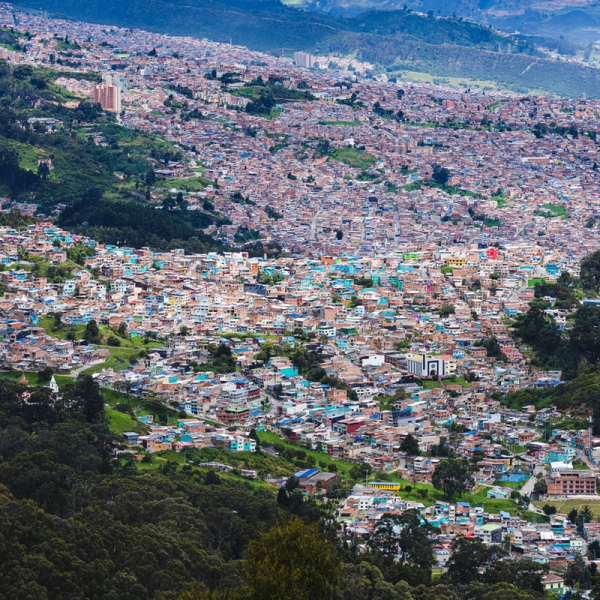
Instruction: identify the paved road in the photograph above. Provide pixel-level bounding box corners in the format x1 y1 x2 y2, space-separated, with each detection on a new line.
393 204 400 250
507 278 529 303
310 206 322 243
69 359 106 377
521 466 543 498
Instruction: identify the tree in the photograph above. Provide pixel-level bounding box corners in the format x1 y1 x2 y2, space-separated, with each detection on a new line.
485 558 548 592
580 250 600 293
431 458 474 501
565 555 593 590
177 584 237 599
588 540 600 561
336 229 343 240
145 168 156 186
439 304 455 316
368 510 434 569
350 463 372 482
446 537 502 584
568 508 579 524
205 470 220 485
83 319 100 344
400 434 420 456
249 428 261 451
542 504 557 516
107 335 121 347
37 161 50 179
337 562 414 600
62 374 105 423
574 504 595 533
570 306 600 363
244 517 341 600
432 163 450 186
285 475 300 492
471 449 486 464
38 366 54 383
533 478 547 495
277 487 289 507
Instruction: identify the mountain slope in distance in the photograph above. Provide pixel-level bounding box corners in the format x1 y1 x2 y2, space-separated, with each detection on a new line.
16 0 600 96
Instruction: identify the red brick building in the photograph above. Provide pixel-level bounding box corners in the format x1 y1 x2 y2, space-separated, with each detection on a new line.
545 470 597 496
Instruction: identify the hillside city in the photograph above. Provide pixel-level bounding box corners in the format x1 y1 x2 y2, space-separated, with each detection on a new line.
4 1 600 597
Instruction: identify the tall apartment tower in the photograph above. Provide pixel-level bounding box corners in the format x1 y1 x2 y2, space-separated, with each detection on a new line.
102 72 127 91
294 51 315 68
93 84 122 113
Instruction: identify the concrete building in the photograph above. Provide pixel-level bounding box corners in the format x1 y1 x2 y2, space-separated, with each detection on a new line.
93 83 122 113
545 470 597 496
406 353 446 378
294 51 315 68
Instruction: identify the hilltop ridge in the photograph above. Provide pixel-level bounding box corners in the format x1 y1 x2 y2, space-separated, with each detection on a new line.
13 0 600 97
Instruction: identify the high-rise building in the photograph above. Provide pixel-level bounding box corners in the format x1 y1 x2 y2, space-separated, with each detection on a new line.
102 72 127 91
93 84 122 113
294 51 315 69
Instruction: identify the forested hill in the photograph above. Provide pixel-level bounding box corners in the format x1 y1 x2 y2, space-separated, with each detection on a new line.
0 61 229 253
0 372 569 599
17 0 600 97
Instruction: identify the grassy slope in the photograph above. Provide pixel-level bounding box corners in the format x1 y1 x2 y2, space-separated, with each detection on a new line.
533 499 600 516
0 367 545 514
330 147 377 169
105 405 142 433
258 430 356 475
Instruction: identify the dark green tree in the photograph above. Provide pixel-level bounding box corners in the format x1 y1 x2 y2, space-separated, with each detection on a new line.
83 319 100 344
446 537 503 584
431 459 474 501
400 434 420 456
432 163 450 186
244 517 341 600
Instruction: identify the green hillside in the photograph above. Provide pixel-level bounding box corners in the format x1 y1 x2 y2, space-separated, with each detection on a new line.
0 61 229 252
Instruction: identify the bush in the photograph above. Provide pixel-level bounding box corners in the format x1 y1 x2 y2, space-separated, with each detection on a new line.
106 335 121 347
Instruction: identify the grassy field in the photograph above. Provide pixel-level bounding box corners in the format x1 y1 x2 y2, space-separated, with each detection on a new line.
1 139 45 173
318 120 361 126
162 177 213 191
80 346 142 375
391 69 505 92
129 449 275 489
535 203 569 219
330 146 376 170
0 370 71 387
232 84 313 103
105 406 143 434
102 387 181 427
39 315 161 375
258 430 356 476
533 500 600 516
218 332 279 340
